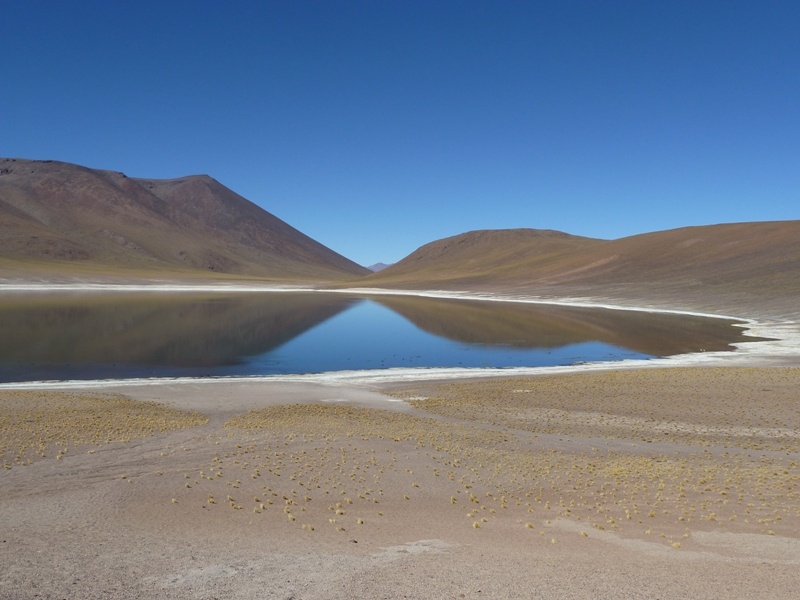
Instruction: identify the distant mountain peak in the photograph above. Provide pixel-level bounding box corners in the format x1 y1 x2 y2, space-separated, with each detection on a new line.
367 262 392 272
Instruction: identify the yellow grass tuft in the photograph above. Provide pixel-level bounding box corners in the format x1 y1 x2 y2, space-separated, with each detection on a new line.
1 390 208 466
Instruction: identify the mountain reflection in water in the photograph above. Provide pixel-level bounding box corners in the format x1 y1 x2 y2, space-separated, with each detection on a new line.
373 296 747 357
0 292 751 382
0 293 356 380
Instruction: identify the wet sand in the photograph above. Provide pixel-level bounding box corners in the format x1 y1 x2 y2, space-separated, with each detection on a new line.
2 366 800 599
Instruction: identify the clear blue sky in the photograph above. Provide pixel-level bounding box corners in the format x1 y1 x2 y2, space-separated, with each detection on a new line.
2 1 798 266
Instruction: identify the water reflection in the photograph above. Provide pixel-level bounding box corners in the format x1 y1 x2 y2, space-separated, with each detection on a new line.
0 292 751 382
0 293 357 379
373 296 747 356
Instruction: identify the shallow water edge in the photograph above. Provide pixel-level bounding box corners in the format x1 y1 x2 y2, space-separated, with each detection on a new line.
0 284 797 389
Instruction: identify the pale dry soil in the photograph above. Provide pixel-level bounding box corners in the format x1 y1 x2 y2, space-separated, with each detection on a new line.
2 368 800 599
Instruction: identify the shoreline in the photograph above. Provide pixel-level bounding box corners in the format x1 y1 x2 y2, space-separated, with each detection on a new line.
0 284 798 391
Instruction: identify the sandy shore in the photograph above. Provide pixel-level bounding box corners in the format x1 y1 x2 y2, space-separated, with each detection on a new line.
2 286 800 599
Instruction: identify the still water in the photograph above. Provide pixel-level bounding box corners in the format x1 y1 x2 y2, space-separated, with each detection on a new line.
0 292 750 383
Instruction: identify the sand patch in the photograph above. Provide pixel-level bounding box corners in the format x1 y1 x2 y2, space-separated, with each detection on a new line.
550 519 800 564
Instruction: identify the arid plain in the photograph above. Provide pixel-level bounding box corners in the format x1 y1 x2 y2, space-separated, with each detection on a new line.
2 292 799 599
2 159 800 598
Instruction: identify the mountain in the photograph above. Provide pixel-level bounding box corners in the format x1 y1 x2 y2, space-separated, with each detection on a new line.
4 157 797 318
363 223 800 318
362 229 603 285
367 262 392 272
0 158 369 280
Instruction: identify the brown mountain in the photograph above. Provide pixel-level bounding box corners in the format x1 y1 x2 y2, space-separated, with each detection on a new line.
364 229 603 285
0 158 368 280
363 222 800 318
4 157 797 317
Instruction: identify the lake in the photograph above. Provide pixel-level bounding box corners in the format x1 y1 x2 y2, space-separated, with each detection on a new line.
0 291 750 383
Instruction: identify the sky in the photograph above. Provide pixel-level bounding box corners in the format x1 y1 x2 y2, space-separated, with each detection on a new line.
2 1 798 267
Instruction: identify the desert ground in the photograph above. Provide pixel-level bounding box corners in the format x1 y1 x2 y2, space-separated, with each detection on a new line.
2 289 800 599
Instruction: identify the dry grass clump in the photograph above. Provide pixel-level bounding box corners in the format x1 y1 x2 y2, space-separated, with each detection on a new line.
182 418 800 543
162 404 515 535
224 403 508 448
485 445 799 540
395 367 800 453
0 390 208 467
379 367 799 543
169 370 800 546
